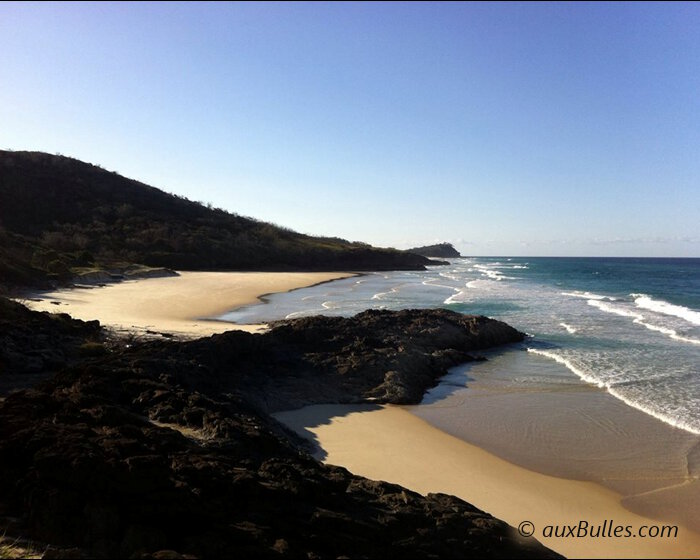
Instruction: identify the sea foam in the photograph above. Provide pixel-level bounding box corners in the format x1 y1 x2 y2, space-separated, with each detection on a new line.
562 291 615 301
371 286 401 300
632 294 700 326
527 348 604 388
473 264 515 281
527 348 700 435
587 299 643 319
588 299 700 345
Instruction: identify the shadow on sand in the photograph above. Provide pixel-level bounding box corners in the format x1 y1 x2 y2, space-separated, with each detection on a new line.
273 403 383 462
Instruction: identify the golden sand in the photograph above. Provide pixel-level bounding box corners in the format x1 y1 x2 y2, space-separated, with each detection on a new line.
25 271 354 337
275 404 700 559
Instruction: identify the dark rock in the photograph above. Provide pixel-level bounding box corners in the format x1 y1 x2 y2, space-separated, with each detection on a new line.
42 546 90 559
0 301 555 559
189 308 526 411
0 297 103 393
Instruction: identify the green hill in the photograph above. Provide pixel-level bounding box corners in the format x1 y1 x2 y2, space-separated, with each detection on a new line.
0 151 433 289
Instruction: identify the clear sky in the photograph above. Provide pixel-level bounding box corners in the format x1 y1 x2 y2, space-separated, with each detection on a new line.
1 1 699 257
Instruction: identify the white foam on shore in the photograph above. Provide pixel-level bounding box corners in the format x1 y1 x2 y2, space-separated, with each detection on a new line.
559 322 577 334
527 348 700 435
588 300 700 345
632 293 700 326
606 387 700 435
527 348 604 388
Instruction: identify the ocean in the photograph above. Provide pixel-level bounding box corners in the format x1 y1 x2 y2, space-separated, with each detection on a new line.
221 257 700 436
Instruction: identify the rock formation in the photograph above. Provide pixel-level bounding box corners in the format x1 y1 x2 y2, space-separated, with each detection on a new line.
0 302 558 558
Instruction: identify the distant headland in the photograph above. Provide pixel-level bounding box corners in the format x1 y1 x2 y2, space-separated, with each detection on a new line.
406 242 462 258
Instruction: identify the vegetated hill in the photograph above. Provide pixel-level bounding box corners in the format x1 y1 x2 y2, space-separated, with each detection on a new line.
406 242 462 258
0 151 433 288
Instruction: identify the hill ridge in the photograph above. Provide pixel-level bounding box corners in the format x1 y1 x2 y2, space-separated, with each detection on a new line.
0 150 433 288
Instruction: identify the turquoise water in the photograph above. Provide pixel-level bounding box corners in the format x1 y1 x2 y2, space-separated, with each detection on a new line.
221 257 700 434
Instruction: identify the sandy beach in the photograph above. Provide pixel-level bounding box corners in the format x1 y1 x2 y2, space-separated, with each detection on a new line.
21 271 700 558
23 271 354 338
275 404 700 559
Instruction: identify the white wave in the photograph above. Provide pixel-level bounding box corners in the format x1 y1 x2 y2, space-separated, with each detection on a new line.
321 301 339 310
587 299 643 319
587 300 700 345
482 270 505 281
285 310 313 319
527 348 700 435
444 290 470 305
527 348 604 388
490 263 529 270
632 294 700 326
562 291 616 301
466 279 490 289
637 320 700 345
473 265 514 281
559 322 577 334
607 386 700 435
371 286 400 300
422 279 459 291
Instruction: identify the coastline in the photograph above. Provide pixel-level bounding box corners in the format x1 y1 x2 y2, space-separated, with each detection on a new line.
23 271 355 338
410 347 700 533
275 404 700 559
17 268 699 558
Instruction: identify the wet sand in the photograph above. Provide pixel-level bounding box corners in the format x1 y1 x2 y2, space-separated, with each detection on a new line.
410 349 700 537
275 404 700 559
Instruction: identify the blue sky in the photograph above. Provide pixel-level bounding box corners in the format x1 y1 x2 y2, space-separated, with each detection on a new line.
1 1 699 256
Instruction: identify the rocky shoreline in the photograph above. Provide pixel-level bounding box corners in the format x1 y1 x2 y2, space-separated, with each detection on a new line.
0 299 559 558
